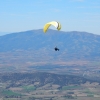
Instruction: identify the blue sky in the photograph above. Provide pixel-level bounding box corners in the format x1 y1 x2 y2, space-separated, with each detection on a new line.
0 0 100 34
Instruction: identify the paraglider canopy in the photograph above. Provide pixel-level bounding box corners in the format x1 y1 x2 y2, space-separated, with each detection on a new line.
43 21 61 33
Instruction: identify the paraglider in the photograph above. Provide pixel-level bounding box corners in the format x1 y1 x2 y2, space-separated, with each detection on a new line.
43 21 61 33
43 21 61 51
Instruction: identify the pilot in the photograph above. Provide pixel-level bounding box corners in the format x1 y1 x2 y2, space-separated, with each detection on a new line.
54 47 59 51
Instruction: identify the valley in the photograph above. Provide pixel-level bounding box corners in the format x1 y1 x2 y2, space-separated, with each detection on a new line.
0 72 100 100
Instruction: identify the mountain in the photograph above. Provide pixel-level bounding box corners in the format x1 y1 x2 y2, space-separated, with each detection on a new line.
0 72 99 87
0 32 9 36
0 29 100 61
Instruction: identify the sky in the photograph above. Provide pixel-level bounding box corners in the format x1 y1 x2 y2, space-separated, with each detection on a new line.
0 0 100 34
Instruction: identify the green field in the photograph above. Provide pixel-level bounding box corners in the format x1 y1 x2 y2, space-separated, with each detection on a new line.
2 90 21 96
62 85 81 90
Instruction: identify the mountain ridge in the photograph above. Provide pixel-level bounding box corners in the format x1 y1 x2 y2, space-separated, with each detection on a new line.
0 29 100 61
0 72 99 87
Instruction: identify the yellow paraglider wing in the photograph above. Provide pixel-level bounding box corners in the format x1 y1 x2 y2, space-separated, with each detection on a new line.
57 22 61 30
43 21 61 33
